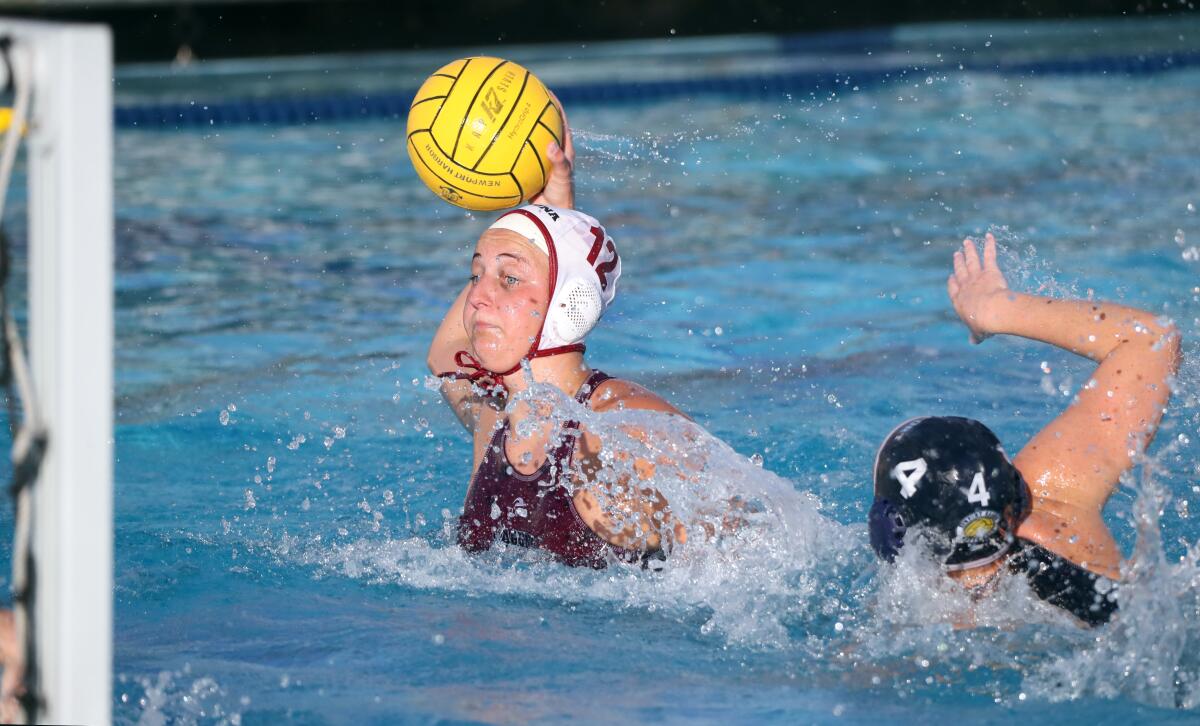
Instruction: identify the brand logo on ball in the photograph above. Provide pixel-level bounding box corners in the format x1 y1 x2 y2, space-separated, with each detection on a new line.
440 186 463 203
482 87 505 121
956 510 1001 541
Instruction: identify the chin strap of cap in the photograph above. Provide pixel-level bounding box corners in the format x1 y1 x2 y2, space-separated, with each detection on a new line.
439 343 585 399
437 351 507 398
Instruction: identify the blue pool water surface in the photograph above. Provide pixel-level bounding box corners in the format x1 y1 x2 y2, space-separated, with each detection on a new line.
24 16 1200 724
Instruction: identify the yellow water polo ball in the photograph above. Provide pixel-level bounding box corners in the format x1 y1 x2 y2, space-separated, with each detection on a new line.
407 57 564 211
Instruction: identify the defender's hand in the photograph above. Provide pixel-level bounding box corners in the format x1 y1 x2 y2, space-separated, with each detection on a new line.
947 232 1010 344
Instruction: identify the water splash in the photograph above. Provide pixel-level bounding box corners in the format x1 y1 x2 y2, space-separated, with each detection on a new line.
574 125 756 164
239 355 1200 714
1027 458 1200 708
274 371 860 648
984 226 1080 300
119 668 241 726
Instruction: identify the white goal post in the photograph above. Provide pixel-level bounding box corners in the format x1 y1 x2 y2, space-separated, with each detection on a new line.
0 17 113 726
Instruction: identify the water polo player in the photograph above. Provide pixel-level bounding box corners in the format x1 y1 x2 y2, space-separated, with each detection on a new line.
426 126 689 568
869 233 1181 626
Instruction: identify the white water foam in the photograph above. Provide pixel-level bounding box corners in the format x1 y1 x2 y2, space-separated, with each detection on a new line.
120 667 242 726
1026 457 1200 708
289 374 858 649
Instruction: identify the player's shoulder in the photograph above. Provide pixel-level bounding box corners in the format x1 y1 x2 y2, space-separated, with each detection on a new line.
590 376 684 417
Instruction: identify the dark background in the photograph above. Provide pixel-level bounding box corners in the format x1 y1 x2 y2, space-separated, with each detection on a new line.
0 0 1193 62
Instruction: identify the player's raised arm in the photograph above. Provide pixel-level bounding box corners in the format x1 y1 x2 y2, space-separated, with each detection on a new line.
947 232 1181 573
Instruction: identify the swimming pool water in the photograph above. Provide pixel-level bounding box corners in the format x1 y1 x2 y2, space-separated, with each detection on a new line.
15 16 1200 725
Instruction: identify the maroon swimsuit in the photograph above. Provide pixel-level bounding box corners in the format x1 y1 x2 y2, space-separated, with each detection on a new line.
457 370 641 569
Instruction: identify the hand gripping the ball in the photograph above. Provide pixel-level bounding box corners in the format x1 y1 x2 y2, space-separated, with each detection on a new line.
530 91 575 210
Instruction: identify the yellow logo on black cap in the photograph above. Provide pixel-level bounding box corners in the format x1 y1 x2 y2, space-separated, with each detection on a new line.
957 510 1000 541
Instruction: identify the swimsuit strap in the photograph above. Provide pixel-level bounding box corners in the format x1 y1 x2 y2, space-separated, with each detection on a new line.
574 369 613 405
546 370 614 464
563 370 613 431
489 370 614 467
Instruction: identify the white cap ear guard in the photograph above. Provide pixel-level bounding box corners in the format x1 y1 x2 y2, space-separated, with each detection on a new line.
549 277 604 345
487 203 621 352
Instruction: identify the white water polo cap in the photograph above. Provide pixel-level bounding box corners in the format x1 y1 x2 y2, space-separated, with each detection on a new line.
487 203 621 353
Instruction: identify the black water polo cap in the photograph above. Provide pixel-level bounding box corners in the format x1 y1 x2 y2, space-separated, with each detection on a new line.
869 416 1031 571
